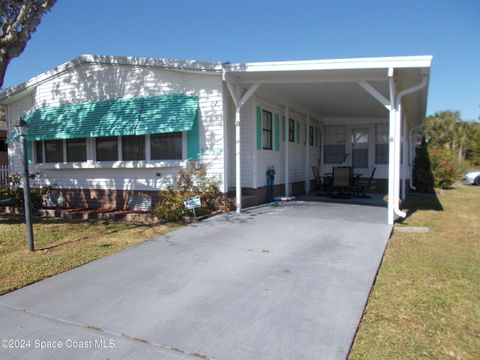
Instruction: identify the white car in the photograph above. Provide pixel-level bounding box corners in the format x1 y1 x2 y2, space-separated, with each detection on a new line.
463 170 480 186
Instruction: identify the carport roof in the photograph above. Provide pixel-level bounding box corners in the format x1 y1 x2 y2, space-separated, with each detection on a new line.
223 55 432 123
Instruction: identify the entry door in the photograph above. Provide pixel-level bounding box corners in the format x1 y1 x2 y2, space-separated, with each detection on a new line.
351 127 369 176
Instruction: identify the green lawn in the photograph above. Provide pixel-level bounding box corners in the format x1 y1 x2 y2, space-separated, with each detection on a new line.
350 184 480 359
0 216 180 295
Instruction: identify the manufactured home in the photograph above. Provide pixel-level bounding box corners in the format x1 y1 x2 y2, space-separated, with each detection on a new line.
0 54 432 224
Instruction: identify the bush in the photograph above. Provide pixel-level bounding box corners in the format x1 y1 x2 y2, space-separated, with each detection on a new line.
0 172 57 210
154 161 234 222
428 146 456 189
413 138 435 192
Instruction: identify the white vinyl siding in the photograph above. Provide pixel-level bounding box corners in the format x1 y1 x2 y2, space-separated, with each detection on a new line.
6 62 226 191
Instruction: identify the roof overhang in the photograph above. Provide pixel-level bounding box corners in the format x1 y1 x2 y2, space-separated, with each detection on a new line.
223 56 432 125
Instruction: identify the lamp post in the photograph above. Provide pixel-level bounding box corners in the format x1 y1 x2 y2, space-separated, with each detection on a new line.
16 119 34 252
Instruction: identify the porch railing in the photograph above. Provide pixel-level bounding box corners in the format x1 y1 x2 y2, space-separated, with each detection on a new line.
0 165 9 185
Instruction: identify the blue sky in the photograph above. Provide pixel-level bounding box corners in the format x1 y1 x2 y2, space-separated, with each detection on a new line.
3 0 479 120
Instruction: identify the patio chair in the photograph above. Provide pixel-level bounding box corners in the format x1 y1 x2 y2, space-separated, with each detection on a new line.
355 167 377 198
312 166 332 195
332 166 353 198
311 166 321 191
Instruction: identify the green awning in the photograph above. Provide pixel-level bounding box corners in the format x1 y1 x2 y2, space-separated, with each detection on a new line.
24 95 199 141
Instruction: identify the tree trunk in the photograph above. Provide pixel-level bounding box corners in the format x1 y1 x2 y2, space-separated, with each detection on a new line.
0 50 10 88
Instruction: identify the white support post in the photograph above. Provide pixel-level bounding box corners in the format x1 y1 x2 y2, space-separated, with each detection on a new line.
235 108 241 213
225 82 260 213
305 114 310 193
394 106 402 206
284 103 290 197
401 114 408 200
387 72 396 225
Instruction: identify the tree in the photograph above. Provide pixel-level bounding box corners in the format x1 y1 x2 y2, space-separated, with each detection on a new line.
0 0 56 88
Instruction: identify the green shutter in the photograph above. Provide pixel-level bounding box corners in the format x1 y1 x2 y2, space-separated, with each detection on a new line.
304 123 307 145
256 106 262 150
315 127 319 146
187 113 200 160
274 113 280 151
26 141 33 165
282 116 286 141
295 121 300 143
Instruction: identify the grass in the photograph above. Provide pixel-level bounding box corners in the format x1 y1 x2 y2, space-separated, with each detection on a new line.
0 216 181 295
349 184 480 360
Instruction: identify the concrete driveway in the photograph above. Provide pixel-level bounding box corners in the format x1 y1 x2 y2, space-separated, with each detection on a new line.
0 201 391 360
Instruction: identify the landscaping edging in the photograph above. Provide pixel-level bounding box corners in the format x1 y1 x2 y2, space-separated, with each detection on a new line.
0 206 224 224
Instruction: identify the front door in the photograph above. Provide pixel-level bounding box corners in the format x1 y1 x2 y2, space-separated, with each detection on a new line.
351 127 369 177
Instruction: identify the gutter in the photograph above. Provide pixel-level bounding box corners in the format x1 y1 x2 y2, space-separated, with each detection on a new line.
393 76 429 218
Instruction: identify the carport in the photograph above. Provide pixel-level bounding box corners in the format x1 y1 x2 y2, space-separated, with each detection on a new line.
222 56 432 224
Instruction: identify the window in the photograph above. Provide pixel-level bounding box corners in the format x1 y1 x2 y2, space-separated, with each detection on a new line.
309 126 314 146
35 141 43 163
96 137 118 161
151 133 182 160
44 140 63 163
0 138 7 152
289 119 295 142
375 123 388 164
352 128 369 168
324 125 345 164
66 138 87 162
122 135 145 161
262 110 272 150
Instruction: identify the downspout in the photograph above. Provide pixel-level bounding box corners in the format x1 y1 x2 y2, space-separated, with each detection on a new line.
393 76 428 218
408 123 424 190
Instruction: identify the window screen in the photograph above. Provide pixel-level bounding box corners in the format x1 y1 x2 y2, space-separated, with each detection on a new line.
375 123 389 164
324 125 345 164
45 140 63 163
66 138 87 162
151 133 182 160
122 135 145 161
262 110 272 150
96 137 118 161
289 119 295 142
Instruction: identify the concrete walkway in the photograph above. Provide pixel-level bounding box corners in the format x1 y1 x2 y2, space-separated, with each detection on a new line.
0 201 391 360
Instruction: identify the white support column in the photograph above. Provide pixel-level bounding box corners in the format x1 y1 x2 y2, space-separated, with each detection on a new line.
320 122 324 176
284 103 290 197
235 108 241 212
394 105 402 206
387 73 396 225
226 82 260 213
305 114 310 193
401 114 408 200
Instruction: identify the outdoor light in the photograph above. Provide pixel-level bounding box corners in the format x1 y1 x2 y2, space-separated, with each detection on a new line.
16 118 28 136
15 117 35 252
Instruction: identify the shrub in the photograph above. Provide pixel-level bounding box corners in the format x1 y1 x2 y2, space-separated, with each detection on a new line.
428 146 456 189
413 138 435 192
1 172 57 210
154 161 234 222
